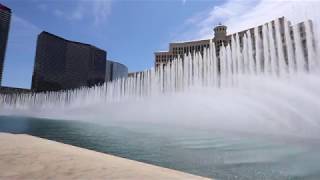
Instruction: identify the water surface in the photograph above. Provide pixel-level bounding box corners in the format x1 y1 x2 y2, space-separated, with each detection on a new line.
1 116 320 180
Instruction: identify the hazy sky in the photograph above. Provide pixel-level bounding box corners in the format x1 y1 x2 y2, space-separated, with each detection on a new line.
1 0 316 89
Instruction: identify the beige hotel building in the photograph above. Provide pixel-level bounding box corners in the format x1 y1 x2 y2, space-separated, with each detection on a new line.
154 17 313 69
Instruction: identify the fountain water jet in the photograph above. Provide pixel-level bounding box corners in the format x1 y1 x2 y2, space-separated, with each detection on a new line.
0 18 320 139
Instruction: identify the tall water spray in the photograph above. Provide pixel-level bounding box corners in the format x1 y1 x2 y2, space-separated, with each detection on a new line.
1 17 320 137
1 18 316 107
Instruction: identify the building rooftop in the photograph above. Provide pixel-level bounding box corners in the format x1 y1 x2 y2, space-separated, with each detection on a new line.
170 39 210 45
154 39 210 54
214 23 227 28
41 31 104 51
0 3 11 13
107 59 127 67
154 17 309 56
154 51 172 54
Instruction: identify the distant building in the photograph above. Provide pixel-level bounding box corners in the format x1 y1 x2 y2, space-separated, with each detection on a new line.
105 60 128 82
31 31 107 92
128 71 143 78
0 86 31 95
155 17 313 70
155 39 210 67
0 4 11 86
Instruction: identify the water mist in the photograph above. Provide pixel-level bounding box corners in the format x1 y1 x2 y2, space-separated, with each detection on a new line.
1 16 320 139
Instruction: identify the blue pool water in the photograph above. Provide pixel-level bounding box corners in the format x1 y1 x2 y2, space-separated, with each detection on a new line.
1 116 320 180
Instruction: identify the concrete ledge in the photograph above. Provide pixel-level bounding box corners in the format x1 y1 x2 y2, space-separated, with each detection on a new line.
0 133 210 180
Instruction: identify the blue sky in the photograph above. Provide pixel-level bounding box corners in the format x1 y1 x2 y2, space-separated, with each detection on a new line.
2 0 224 89
1 0 313 89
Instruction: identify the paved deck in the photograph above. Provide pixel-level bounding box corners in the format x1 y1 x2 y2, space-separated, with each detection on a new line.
0 133 210 180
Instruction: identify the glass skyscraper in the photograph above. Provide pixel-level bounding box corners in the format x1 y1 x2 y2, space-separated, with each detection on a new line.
32 31 107 92
105 60 128 82
0 4 11 86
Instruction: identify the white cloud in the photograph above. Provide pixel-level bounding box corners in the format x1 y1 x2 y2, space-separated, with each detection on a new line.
65 0 112 26
45 0 112 26
53 9 64 17
174 0 320 41
197 0 255 38
38 4 47 11
224 0 320 34
92 0 112 25
69 4 84 21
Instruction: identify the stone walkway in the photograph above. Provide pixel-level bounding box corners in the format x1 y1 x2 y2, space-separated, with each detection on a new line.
0 133 210 180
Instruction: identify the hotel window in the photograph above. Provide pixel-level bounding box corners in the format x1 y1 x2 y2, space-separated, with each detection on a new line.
300 26 304 31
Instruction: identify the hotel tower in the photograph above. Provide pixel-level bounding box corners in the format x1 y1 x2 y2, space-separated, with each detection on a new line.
0 4 11 85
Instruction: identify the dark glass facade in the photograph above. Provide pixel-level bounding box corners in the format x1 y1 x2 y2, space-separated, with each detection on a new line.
0 4 11 86
32 32 106 92
105 60 128 82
